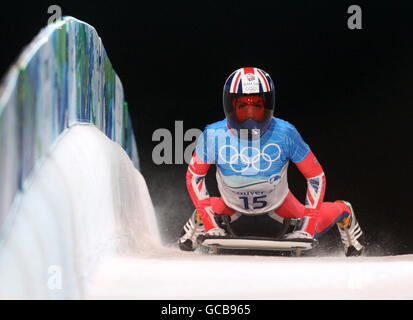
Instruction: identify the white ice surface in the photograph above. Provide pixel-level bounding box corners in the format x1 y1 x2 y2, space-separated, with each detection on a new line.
0 125 160 299
87 249 413 299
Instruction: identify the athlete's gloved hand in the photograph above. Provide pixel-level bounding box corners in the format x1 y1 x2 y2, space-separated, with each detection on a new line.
206 227 227 237
283 230 313 240
283 215 316 241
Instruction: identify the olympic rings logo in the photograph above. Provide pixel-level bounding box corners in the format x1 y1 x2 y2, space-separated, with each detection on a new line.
218 144 281 173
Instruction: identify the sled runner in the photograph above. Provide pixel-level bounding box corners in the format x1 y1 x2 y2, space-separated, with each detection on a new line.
198 215 318 256
198 235 316 256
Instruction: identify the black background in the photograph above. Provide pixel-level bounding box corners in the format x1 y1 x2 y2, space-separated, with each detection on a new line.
1 1 412 255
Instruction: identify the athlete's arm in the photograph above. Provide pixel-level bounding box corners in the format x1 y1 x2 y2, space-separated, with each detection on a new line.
294 150 326 236
186 152 218 231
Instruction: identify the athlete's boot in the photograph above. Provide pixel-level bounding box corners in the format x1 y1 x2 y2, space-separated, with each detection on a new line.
178 210 205 251
336 200 365 256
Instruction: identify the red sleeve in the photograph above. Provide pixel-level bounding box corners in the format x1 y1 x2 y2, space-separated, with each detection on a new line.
186 152 218 231
294 150 326 235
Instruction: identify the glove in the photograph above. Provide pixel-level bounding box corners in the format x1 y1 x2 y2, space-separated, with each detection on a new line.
206 227 227 237
283 230 313 240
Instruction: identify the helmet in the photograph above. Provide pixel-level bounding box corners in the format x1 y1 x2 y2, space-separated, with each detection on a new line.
223 67 275 138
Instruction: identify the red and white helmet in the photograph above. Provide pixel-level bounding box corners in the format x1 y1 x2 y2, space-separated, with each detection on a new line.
223 67 275 136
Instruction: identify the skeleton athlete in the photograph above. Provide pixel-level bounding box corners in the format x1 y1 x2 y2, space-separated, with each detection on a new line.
179 67 365 256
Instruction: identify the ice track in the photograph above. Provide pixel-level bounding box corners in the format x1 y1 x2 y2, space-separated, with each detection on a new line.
88 251 413 299
1 125 412 299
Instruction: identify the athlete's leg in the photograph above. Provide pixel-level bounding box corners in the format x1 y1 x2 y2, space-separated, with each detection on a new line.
210 197 241 223
314 201 350 239
272 191 305 220
210 197 236 215
273 191 351 239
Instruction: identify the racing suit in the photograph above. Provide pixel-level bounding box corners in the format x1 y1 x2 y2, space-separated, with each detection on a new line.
186 117 350 238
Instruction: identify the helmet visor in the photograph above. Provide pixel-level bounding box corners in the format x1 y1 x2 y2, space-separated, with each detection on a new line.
233 95 265 123
223 92 274 128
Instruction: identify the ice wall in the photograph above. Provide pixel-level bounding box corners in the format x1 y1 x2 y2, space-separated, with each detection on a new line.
0 125 159 298
0 17 149 298
0 17 139 229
